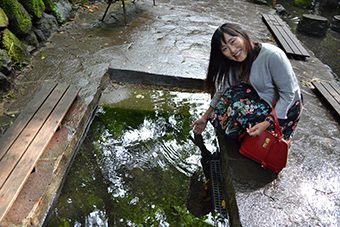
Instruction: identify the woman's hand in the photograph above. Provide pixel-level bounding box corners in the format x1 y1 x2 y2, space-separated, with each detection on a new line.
246 121 271 137
191 117 208 135
192 107 213 135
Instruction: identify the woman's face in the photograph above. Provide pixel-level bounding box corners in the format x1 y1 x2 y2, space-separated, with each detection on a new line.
220 33 247 62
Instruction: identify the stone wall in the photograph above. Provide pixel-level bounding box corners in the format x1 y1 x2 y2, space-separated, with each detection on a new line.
0 0 74 90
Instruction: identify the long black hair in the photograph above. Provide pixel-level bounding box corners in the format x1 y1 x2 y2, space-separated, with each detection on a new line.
205 23 260 96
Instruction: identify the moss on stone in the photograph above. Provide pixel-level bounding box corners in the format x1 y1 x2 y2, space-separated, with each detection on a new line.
19 0 46 19
43 0 62 23
43 0 57 14
0 0 32 36
1 29 30 62
0 8 9 28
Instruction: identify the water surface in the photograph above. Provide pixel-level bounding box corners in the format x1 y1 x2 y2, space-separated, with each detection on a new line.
45 87 222 226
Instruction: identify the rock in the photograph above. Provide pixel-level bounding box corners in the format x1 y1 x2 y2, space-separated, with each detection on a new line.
23 31 40 52
0 0 32 37
0 7 9 29
318 0 339 8
274 4 288 16
43 0 73 24
0 49 12 75
1 29 30 63
0 72 11 91
33 13 58 42
18 0 46 20
55 0 73 24
330 15 340 33
43 0 56 13
297 14 329 36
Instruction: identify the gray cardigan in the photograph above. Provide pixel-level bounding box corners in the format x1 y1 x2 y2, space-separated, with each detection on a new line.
210 43 301 119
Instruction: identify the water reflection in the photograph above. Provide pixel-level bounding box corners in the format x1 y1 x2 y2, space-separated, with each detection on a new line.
45 88 219 226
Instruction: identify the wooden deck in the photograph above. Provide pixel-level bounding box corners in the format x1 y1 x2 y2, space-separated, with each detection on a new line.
262 14 310 59
0 82 79 222
312 81 340 119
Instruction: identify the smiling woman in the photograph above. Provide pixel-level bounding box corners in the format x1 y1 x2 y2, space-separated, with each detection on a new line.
192 23 304 142
220 34 247 62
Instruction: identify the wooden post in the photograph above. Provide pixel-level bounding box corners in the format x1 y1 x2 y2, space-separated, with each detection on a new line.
272 0 276 8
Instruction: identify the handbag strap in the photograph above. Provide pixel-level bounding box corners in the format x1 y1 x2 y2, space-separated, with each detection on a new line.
270 102 283 139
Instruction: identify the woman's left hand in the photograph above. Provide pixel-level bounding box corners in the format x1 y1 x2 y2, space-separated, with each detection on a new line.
247 121 271 137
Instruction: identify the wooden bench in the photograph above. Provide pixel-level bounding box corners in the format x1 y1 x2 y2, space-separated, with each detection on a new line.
262 14 310 59
312 80 340 119
0 82 79 222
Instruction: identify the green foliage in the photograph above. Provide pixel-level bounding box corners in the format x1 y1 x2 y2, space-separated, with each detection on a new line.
1 29 30 62
294 0 313 8
0 8 9 28
0 0 32 36
19 0 46 19
59 218 71 227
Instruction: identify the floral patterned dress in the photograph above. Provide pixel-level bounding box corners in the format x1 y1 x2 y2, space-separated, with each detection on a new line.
208 83 302 140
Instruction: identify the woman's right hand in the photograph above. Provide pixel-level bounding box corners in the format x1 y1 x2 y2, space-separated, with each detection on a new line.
191 117 208 135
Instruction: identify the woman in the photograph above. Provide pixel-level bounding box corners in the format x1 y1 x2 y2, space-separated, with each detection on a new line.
192 23 303 140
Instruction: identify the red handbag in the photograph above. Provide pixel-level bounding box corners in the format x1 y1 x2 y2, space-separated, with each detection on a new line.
239 106 289 173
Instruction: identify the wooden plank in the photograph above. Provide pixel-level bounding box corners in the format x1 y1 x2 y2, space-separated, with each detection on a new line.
0 85 79 222
269 15 299 52
281 25 309 57
271 16 303 55
262 14 294 54
262 14 292 53
323 82 340 103
0 82 58 161
262 14 310 58
270 15 309 57
328 81 340 101
0 83 69 189
313 81 340 116
267 14 302 55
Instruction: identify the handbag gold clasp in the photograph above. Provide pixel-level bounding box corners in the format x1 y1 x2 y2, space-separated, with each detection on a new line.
262 137 271 148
